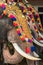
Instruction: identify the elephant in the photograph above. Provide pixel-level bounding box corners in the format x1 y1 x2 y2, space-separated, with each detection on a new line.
0 1 41 65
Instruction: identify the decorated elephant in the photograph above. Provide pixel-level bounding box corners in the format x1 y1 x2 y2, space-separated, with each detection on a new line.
0 0 43 65
5 0 43 59
0 1 41 65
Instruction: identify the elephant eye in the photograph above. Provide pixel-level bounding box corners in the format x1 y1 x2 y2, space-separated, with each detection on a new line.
4 17 13 29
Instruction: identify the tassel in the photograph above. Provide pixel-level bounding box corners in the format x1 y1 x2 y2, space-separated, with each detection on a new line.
1 4 6 10
13 22 18 27
31 46 36 52
26 47 30 53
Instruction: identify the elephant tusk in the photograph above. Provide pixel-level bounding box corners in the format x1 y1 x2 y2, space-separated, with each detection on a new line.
33 38 43 47
40 40 43 43
39 32 43 38
33 52 39 57
13 43 41 60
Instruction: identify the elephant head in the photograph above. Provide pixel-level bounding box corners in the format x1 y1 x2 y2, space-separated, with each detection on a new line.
0 2 41 64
